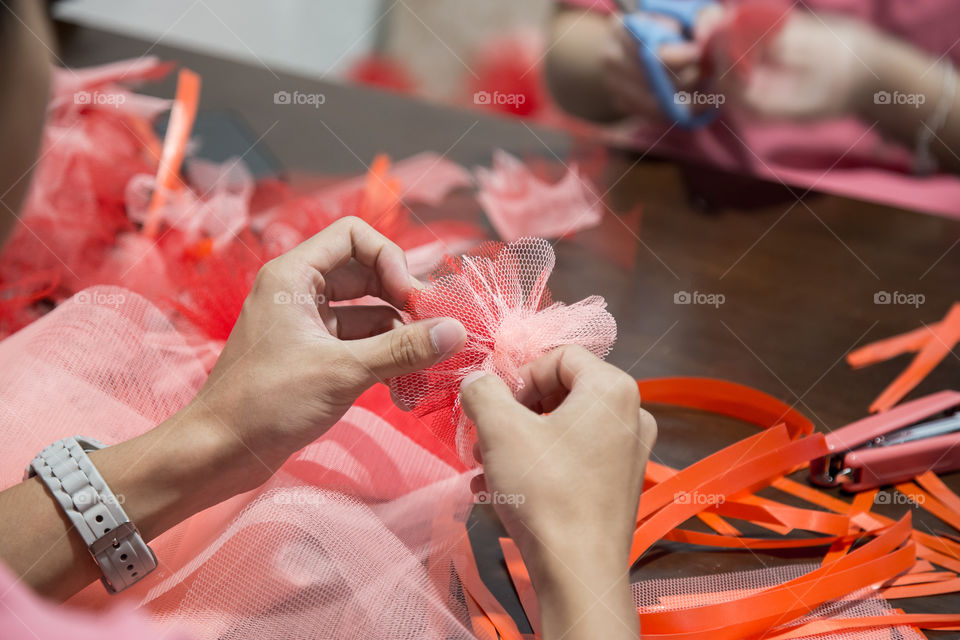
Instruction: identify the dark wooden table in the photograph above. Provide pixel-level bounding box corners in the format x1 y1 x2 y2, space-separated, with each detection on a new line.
58 22 960 638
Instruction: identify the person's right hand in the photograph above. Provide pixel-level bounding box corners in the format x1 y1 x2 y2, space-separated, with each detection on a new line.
602 7 724 119
460 345 655 578
460 346 655 639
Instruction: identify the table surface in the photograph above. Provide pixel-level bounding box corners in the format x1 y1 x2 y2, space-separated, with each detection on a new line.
57 22 960 638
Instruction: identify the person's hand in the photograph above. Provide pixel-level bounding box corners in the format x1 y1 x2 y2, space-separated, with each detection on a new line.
602 7 724 119
715 11 879 121
459 346 655 579
460 346 655 640
185 217 467 482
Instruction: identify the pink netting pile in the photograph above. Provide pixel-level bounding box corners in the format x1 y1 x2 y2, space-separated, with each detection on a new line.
0 58 615 343
390 238 617 464
0 287 927 639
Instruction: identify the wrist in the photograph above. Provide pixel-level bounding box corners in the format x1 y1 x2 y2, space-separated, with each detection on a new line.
522 532 629 597
89 404 269 541
525 539 637 640
852 24 930 120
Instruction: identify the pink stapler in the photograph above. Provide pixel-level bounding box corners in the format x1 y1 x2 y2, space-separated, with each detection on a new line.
810 390 960 492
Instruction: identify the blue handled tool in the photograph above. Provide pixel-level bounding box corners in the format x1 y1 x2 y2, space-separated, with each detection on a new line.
617 0 720 129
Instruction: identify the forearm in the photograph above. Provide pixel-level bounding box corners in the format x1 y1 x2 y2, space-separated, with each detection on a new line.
527 541 639 640
546 7 624 122
0 405 264 600
856 28 960 173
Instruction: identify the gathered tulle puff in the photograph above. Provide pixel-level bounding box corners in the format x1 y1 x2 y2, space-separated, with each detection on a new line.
390 238 617 465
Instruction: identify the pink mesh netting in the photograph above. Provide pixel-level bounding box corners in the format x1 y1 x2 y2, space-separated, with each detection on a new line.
473 150 603 242
389 238 617 465
0 287 928 639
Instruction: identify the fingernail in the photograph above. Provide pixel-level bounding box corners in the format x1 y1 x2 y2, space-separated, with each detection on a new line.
460 371 487 390
429 318 466 356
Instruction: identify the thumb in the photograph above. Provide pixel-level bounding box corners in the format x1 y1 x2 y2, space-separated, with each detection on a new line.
346 317 466 386
460 372 527 451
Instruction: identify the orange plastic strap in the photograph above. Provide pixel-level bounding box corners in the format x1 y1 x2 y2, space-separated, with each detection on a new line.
647 462 743 536
631 434 829 562
847 323 940 368
637 426 792 523
883 577 960 599
869 303 960 413
500 538 541 637
636 377 814 438
661 528 850 549
638 516 915 638
762 614 960 639
708 499 850 536
916 470 960 516
451 524 524 640
896 481 960 532
464 591 499 640
887 570 956 586
143 68 201 238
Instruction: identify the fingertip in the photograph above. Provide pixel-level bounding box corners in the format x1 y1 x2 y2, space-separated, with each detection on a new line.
659 41 700 67
380 246 415 307
429 318 467 358
460 371 488 392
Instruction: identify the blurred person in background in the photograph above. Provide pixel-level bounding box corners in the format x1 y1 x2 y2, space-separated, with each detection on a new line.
546 0 960 208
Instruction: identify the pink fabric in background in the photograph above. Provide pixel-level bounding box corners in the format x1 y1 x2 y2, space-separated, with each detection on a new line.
559 0 960 218
0 562 189 640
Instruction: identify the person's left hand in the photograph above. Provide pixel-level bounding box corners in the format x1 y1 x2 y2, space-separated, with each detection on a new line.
184 217 467 482
715 10 878 121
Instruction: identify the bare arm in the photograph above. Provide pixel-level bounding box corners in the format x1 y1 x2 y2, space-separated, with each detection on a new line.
0 409 253 600
545 7 623 122
0 218 467 600
856 28 960 173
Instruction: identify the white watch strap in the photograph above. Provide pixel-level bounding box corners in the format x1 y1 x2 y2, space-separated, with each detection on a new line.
25 436 157 593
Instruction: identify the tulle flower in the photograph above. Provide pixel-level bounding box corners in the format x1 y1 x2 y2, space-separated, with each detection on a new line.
390 238 617 464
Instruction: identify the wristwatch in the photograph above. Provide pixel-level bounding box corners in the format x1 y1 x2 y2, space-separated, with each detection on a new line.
24 436 157 593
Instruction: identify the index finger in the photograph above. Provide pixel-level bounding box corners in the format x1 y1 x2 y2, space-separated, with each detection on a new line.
283 216 413 308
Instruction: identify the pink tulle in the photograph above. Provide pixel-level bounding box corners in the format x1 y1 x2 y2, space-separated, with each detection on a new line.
0 287 925 640
0 562 187 640
474 150 604 242
390 238 617 464
1 57 618 342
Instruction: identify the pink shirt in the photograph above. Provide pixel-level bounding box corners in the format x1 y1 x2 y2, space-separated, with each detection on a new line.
559 0 960 217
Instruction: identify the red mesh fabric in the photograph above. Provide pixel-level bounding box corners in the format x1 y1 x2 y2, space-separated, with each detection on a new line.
389 238 617 464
